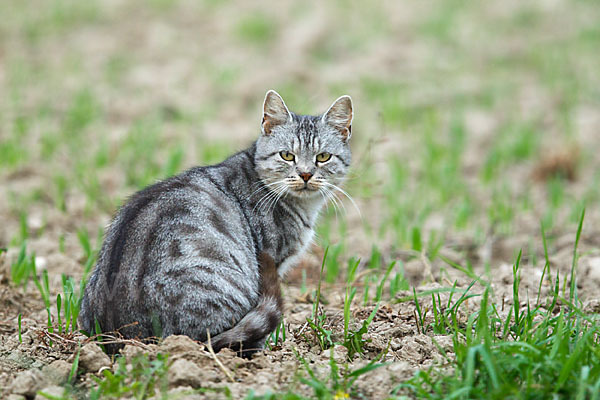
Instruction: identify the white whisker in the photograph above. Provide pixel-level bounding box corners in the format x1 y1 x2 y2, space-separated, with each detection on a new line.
265 183 288 215
247 179 287 200
319 186 342 220
252 182 285 214
321 181 362 219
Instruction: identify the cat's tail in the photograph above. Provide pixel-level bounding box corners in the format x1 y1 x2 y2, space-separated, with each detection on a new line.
209 252 283 358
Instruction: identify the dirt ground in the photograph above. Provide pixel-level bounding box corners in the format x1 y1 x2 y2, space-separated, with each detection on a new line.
2 230 600 398
1 0 600 398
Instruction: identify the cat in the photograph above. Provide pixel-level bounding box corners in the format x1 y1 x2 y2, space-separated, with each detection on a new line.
79 90 353 356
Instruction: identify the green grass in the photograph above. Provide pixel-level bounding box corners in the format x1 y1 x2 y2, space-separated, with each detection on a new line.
89 353 170 400
245 350 385 400
395 211 600 399
234 13 277 46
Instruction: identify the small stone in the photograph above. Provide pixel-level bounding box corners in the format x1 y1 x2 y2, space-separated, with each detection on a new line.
78 343 112 373
586 257 600 283
34 256 47 271
9 369 47 397
332 345 348 363
35 385 65 400
42 360 72 385
161 335 203 354
120 344 144 362
168 359 202 388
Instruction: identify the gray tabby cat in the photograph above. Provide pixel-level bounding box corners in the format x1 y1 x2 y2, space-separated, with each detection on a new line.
79 90 353 356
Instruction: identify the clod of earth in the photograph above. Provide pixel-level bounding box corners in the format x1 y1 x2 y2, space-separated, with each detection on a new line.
161 334 204 355
41 360 72 385
119 344 145 362
76 342 112 373
9 368 46 397
34 385 66 400
168 358 203 388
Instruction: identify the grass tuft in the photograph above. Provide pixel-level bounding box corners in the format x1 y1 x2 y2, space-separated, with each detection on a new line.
395 218 600 399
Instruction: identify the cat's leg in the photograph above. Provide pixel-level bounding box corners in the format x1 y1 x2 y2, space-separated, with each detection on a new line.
209 252 283 357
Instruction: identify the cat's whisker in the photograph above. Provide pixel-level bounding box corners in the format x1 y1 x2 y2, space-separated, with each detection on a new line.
328 190 345 220
321 182 362 219
250 179 289 211
330 190 346 218
247 179 287 200
319 186 342 221
257 180 288 214
253 183 285 214
319 187 338 221
257 188 284 214
313 178 343 214
264 184 288 215
272 188 289 214
271 182 292 211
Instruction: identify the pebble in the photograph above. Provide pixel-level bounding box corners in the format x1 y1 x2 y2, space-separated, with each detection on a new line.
42 360 72 385
120 344 144 362
77 343 112 373
9 369 47 397
161 335 204 354
35 385 65 400
168 359 203 388
332 345 348 363
586 257 600 283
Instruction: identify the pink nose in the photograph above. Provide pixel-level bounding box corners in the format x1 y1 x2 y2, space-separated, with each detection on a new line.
299 172 313 182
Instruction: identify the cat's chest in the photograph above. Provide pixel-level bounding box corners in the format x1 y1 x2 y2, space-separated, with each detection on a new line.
277 228 314 277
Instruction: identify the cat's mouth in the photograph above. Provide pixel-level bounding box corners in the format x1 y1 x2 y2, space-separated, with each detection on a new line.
290 183 319 196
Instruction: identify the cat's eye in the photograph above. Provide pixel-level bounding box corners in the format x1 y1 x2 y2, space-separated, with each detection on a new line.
316 152 332 163
280 151 295 162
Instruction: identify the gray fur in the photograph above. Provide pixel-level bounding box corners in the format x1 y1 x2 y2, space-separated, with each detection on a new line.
79 91 353 355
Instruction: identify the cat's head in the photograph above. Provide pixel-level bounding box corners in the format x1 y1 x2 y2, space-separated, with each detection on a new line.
254 90 353 201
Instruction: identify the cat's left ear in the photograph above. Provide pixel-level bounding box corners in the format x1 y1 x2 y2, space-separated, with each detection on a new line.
262 90 292 135
322 95 353 141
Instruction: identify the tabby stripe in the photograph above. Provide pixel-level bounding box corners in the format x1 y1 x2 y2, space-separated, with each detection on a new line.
229 252 245 275
256 151 279 161
106 177 190 290
245 150 257 167
280 201 310 229
207 208 237 243
203 170 237 201
335 154 350 167
138 204 194 291
227 276 253 302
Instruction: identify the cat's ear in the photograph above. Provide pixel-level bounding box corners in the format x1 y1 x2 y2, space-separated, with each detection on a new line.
322 95 353 141
262 90 292 135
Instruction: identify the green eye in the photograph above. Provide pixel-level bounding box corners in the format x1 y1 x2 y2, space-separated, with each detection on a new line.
280 151 295 162
316 152 331 163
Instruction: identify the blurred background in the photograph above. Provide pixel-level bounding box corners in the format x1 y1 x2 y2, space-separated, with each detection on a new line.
1 0 599 281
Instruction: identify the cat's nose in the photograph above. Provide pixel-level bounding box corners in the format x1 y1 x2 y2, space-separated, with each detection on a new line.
299 172 313 182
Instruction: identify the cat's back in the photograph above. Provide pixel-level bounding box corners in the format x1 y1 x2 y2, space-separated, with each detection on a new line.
80 160 259 338
107 165 254 277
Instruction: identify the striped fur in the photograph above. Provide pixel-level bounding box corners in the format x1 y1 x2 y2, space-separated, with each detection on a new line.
79 91 353 355
210 252 282 357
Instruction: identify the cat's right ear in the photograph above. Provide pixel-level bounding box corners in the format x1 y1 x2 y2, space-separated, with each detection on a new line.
262 90 292 135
